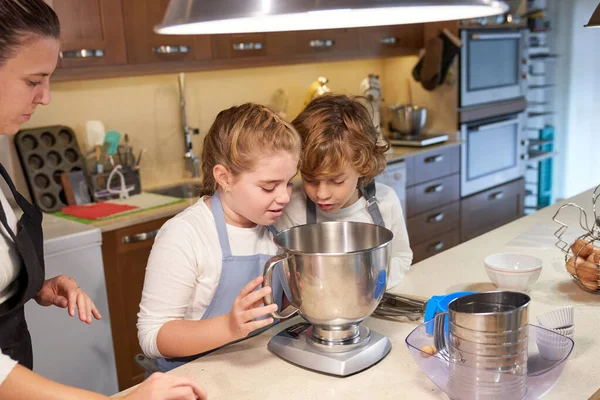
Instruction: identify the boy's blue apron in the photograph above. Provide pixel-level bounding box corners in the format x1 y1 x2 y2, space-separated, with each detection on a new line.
155 191 284 372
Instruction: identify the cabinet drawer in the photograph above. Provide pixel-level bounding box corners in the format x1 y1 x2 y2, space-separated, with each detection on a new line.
266 29 359 58
407 201 459 245
460 178 525 242
413 229 460 263
406 173 460 217
407 145 460 186
358 24 423 57
113 217 170 254
122 0 211 64
212 33 267 59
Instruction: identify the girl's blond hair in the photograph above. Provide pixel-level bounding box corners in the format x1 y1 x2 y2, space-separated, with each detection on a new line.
201 103 301 196
292 94 389 188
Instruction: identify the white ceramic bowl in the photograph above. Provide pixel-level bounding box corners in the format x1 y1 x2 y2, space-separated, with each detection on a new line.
484 253 543 292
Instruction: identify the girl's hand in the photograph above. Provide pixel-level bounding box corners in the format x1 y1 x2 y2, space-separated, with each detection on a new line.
227 276 278 340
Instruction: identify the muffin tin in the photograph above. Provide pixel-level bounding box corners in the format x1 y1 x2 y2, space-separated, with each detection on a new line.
14 125 88 212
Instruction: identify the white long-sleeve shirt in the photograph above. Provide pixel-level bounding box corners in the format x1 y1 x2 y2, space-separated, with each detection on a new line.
0 352 17 387
0 189 19 387
137 197 278 359
275 183 413 289
0 188 21 305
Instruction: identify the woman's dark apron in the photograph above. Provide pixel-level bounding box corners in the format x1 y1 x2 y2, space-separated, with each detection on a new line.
0 163 45 369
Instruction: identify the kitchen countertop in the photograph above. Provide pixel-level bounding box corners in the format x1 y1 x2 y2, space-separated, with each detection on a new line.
113 187 600 399
88 141 461 233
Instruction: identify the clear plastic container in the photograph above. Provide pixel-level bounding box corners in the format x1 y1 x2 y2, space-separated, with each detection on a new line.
405 319 574 400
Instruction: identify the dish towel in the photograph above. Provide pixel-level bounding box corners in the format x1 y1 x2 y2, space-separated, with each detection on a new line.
62 202 139 220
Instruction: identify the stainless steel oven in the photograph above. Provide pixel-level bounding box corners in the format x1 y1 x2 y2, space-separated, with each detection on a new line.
460 29 528 107
460 112 526 197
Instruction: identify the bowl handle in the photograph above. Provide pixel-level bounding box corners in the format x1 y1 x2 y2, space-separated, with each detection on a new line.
263 253 299 319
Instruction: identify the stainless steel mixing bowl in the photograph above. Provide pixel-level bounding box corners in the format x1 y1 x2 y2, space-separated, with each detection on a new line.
263 221 393 343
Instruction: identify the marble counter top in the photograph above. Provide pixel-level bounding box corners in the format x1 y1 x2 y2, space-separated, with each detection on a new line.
114 187 600 399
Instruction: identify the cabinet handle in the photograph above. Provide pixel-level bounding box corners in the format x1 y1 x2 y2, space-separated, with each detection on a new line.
488 191 505 201
425 155 444 163
427 213 445 223
232 42 263 51
393 172 403 180
310 39 335 48
122 229 159 244
425 184 444 193
60 49 104 59
428 241 445 252
153 45 190 54
380 36 398 45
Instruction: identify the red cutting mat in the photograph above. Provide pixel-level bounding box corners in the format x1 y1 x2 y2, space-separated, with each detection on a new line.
62 202 139 220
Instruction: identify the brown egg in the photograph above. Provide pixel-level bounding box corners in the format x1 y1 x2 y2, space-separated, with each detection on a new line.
575 261 600 282
588 253 600 264
571 239 595 258
579 279 599 291
420 345 437 358
566 256 586 276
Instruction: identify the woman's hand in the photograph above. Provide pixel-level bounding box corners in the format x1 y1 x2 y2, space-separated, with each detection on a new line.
227 276 278 340
123 373 207 400
34 275 101 324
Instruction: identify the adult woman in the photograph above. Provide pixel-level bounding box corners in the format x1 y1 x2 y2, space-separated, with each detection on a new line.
0 1 206 399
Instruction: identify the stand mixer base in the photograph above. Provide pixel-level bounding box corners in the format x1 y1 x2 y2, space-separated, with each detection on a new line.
268 322 391 376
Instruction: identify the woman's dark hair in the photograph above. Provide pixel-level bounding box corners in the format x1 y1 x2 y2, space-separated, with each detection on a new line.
0 0 60 65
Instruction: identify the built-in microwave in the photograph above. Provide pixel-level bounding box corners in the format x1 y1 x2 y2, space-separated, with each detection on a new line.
460 112 527 198
460 29 528 108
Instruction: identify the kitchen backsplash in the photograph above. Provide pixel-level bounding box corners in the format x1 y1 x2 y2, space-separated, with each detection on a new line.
8 55 456 190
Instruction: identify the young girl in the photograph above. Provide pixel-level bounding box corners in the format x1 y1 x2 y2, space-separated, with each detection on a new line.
137 103 301 372
276 94 413 289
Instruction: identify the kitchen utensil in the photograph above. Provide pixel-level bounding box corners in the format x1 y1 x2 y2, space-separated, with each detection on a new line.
448 291 530 333
262 221 393 376
135 148 147 169
406 320 574 400
304 76 331 105
106 165 134 199
553 186 600 294
359 74 383 135
85 120 105 149
373 291 475 335
269 88 289 120
103 130 121 156
388 105 427 137
484 253 543 291
13 125 88 212
444 292 530 398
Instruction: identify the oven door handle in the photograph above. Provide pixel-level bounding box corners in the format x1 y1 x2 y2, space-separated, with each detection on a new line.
471 119 518 132
470 33 523 40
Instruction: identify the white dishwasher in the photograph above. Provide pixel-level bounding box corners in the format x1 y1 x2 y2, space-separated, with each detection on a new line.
24 213 118 395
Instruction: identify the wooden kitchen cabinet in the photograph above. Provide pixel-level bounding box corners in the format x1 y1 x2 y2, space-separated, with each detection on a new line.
460 178 525 242
212 33 268 59
412 228 460 263
358 24 424 57
405 144 461 263
121 0 212 64
47 0 127 68
102 217 170 390
266 29 360 60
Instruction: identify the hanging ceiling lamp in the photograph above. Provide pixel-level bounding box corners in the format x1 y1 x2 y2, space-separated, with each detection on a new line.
155 0 509 35
585 2 600 28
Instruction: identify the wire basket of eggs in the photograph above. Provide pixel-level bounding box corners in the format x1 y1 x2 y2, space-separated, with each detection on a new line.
553 186 600 293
